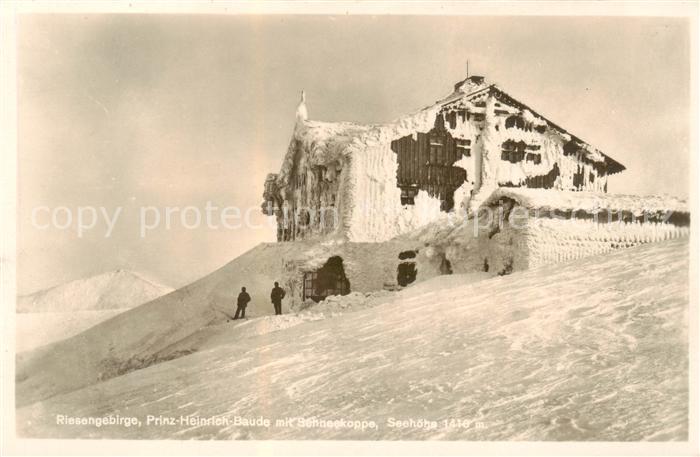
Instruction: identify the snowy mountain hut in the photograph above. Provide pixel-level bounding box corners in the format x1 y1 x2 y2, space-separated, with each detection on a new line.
260 75 688 303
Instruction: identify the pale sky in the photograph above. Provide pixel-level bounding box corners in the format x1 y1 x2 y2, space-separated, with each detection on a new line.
17 15 691 294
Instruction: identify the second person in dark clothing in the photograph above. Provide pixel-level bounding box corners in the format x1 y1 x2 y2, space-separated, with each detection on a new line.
270 282 286 315
234 287 250 320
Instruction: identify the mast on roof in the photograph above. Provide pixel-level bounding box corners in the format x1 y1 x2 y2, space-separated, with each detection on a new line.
296 90 308 122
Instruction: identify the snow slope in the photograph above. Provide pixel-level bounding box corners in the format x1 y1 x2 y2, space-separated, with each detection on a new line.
15 270 174 352
17 270 173 313
16 310 125 353
17 238 689 440
15 243 309 407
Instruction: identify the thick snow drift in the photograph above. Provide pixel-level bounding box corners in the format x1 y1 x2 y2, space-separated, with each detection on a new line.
17 238 689 440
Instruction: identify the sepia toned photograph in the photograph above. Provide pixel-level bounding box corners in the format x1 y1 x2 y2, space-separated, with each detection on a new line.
1 1 698 455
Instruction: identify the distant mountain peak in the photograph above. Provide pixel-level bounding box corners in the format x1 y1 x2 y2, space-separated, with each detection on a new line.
17 270 174 313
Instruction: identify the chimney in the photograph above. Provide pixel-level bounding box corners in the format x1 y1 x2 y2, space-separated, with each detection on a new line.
454 75 487 93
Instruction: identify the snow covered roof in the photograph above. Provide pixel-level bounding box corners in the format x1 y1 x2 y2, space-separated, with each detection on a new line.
276 120 376 187
481 187 689 216
439 83 625 175
279 75 626 181
301 120 374 146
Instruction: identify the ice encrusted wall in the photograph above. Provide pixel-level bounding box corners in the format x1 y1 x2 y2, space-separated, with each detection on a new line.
264 239 419 306
409 199 689 283
342 89 614 242
412 211 529 282
411 215 691 284
402 185 690 283
463 92 609 214
265 121 366 241
266 103 452 243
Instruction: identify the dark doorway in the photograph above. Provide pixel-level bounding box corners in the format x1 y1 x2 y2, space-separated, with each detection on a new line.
303 256 351 302
439 256 453 275
397 262 417 287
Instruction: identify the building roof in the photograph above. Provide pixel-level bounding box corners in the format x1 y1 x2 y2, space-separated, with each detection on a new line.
481 187 689 216
284 75 626 179
277 120 376 188
437 78 625 174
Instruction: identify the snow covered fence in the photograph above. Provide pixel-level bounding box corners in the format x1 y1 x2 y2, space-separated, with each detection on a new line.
419 188 690 277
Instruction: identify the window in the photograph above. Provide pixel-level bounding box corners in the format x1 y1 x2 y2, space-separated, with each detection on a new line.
303 256 351 302
303 272 317 298
401 186 418 205
563 140 579 156
446 111 457 129
398 250 417 260
501 140 526 163
505 115 526 130
429 136 444 147
501 150 525 163
456 139 471 157
573 165 585 190
526 153 542 164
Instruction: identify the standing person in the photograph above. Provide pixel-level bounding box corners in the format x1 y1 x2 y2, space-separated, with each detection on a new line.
270 282 286 315
233 287 250 320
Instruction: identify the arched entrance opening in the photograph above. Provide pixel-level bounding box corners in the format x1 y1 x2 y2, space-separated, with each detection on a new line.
302 256 351 302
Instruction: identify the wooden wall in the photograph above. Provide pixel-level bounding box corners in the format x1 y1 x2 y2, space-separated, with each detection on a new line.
390 120 469 211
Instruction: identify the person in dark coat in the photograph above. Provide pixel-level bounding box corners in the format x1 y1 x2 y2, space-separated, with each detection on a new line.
270 282 286 315
233 287 251 320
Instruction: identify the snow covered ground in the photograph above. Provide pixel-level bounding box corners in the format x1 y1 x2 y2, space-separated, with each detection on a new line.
16 310 126 353
15 243 314 407
17 238 688 440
